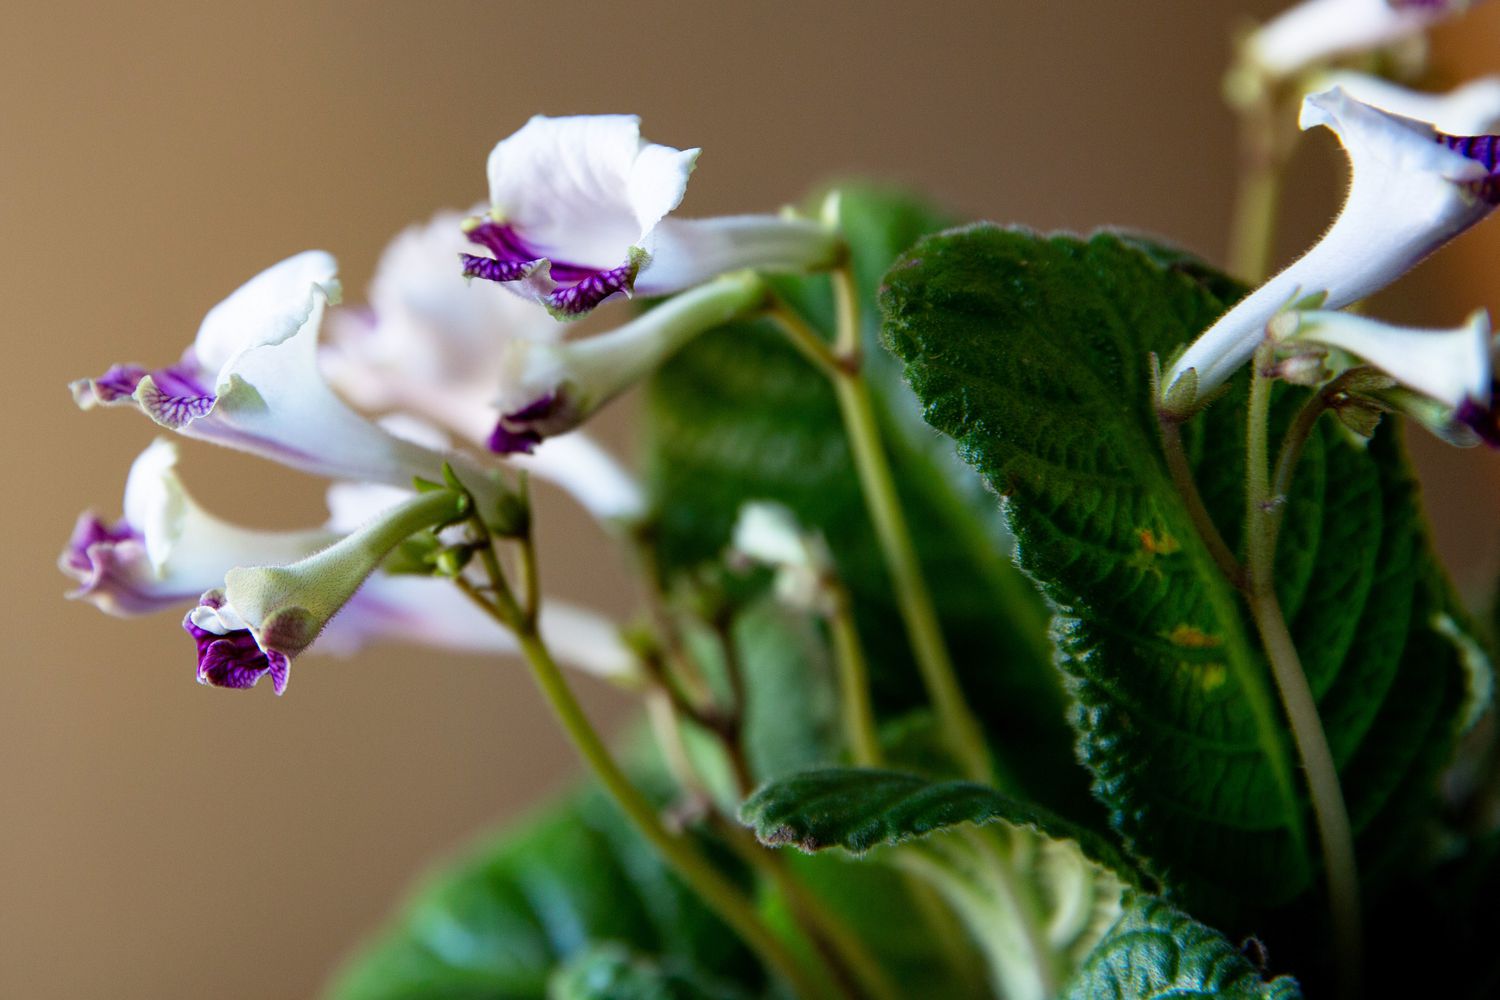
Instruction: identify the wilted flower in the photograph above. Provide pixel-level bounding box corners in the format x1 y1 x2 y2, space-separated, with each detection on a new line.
460 115 839 317
1165 87 1500 410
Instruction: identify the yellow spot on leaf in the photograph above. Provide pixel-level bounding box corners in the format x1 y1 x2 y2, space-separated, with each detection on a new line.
1163 624 1223 649
1137 529 1181 556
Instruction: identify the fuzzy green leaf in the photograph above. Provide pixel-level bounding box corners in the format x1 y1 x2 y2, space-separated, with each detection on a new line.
325 792 761 1000
1060 894 1302 999
879 226 1468 937
644 188 1092 821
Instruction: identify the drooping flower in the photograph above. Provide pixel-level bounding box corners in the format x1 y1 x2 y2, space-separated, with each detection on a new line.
60 438 332 616
322 212 645 522
1315 71 1500 133
460 115 840 317
63 449 634 682
487 270 768 454
184 486 468 693
71 252 503 504
1165 87 1500 410
1245 0 1479 82
1270 307 1496 443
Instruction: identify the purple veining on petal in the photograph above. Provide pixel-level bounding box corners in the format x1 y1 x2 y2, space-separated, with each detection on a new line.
1456 396 1500 447
461 252 545 283
546 260 637 316
465 221 598 282
1438 131 1500 204
184 606 291 694
90 364 151 402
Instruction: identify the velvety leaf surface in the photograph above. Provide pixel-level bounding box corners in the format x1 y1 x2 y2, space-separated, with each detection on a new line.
644 188 1091 821
879 225 1467 927
1060 894 1302 999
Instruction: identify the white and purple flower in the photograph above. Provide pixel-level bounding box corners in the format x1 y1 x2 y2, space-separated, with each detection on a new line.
1246 0 1479 81
487 269 768 454
60 439 332 617
460 115 839 317
1165 87 1500 411
71 251 503 502
1271 307 1497 443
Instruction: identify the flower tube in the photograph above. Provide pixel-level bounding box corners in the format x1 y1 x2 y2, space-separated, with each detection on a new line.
1165 87 1500 411
460 115 840 317
71 252 502 501
1272 307 1496 442
185 487 468 693
487 270 768 453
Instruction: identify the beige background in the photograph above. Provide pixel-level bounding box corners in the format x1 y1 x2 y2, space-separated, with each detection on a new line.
4 2 1499 997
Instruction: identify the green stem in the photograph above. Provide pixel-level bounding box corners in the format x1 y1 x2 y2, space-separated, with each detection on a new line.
1228 91 1285 284
829 582 883 768
1156 412 1245 587
1244 348 1361 997
512 624 830 1000
722 821 899 1000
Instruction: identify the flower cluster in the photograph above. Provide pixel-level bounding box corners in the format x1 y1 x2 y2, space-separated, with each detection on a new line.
65 115 834 692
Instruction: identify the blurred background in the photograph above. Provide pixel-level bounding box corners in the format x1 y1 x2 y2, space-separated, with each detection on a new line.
3 1 1498 996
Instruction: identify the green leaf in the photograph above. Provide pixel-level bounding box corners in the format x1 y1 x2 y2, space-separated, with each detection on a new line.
548 943 758 1000
1060 894 1302 999
325 791 761 1000
644 187 1093 821
742 768 1132 1000
878 226 1469 931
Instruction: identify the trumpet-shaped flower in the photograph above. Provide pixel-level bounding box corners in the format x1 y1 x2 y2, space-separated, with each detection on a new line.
71 252 501 502
1315 71 1500 134
460 115 840 317
61 439 332 616
322 213 645 522
1165 87 1500 410
488 270 767 454
1246 0 1478 81
184 487 467 693
1271 308 1497 442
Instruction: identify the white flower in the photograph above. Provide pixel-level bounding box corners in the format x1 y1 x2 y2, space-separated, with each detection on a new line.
1271 307 1496 442
322 213 645 523
1315 71 1500 133
71 252 504 505
1247 0 1476 81
488 270 768 453
185 486 467 693
1165 87 1500 409
729 502 832 612
461 115 839 317
60 439 331 616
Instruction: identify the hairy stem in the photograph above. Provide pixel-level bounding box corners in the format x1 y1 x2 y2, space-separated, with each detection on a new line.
1245 349 1361 997
1156 411 1245 587
829 582 883 768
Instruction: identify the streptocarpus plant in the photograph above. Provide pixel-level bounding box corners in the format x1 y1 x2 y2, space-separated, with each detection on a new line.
64 2 1500 997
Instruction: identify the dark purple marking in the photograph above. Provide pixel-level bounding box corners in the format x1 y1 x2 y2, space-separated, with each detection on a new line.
1437 130 1500 204
461 253 544 283
184 600 290 694
546 261 636 316
1387 0 1457 9
486 422 544 454
1456 395 1500 447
